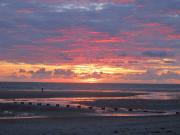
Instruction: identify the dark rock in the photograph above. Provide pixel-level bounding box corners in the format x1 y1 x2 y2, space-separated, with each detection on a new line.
88 106 93 109
101 107 105 110
128 108 133 112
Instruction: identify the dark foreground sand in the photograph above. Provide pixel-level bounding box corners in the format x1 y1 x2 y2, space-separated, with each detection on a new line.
0 115 180 135
0 90 180 135
0 103 180 135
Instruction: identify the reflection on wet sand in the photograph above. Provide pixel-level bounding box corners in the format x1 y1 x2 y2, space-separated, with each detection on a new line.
0 90 180 117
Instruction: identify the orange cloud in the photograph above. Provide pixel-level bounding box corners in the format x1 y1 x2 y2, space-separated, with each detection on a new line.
0 61 146 83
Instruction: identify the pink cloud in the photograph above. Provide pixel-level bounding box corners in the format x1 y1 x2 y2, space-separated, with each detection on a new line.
167 34 180 40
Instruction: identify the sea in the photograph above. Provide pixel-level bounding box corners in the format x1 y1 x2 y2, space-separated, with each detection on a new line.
0 82 180 91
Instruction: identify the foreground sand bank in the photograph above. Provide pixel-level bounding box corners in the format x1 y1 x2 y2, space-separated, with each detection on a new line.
0 89 180 135
0 115 180 135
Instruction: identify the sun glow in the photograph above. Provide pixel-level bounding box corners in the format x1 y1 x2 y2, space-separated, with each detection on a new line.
0 61 146 83
82 78 100 83
72 64 145 74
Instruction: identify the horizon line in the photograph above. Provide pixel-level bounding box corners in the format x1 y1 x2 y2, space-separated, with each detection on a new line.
0 81 180 85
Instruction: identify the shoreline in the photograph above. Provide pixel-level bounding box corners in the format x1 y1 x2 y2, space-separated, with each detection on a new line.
0 90 142 99
0 102 179 119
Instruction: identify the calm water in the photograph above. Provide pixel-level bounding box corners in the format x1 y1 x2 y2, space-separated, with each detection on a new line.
0 82 180 91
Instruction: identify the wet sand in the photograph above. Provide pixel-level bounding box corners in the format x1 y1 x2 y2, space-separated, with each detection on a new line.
0 90 180 135
80 99 180 111
0 115 180 135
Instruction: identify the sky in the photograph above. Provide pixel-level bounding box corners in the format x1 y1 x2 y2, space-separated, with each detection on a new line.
0 0 180 83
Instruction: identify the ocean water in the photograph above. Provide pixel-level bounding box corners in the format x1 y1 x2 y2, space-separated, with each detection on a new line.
0 82 180 91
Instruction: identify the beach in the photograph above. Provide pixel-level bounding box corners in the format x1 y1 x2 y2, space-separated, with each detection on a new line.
0 83 180 135
0 115 180 135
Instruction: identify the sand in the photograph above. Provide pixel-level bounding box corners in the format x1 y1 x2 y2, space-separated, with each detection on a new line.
80 99 180 111
0 90 180 135
0 102 180 135
0 115 180 135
